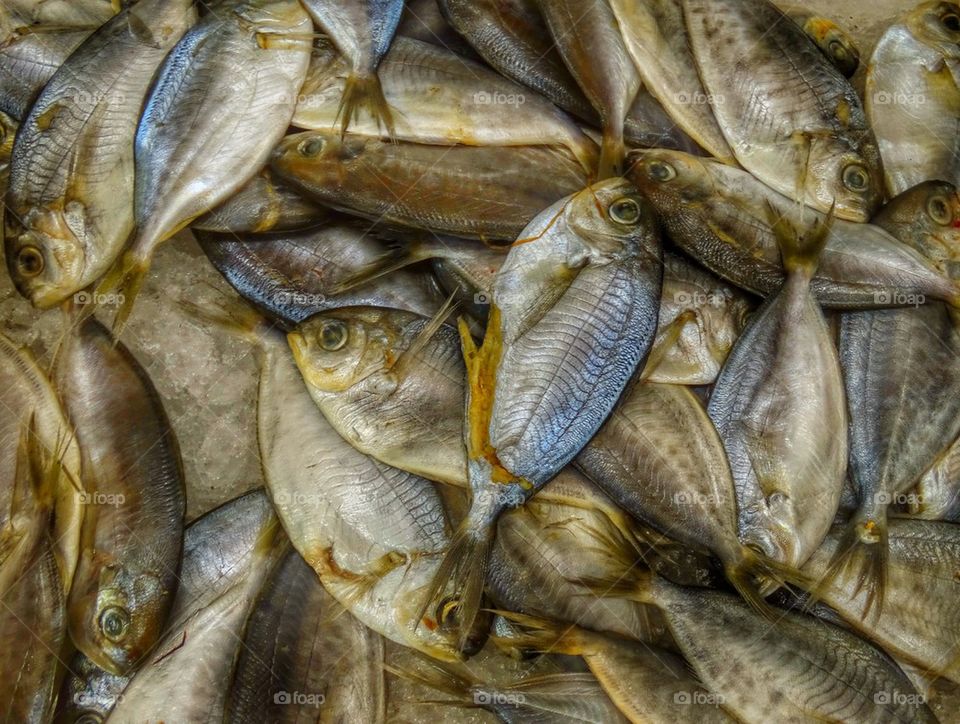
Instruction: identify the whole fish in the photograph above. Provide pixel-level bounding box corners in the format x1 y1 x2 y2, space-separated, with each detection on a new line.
804 519 960 684
684 0 883 221
537 0 641 177
0 332 82 591
785 8 861 77
4 0 196 310
192 169 329 235
707 213 847 578
494 613 734 724
629 149 960 308
271 131 591 241
866 1 960 196
0 425 66 723
197 224 445 326
106 503 285 722
103 0 312 333
294 35 598 175
301 0 404 135
55 317 185 676
226 548 387 723
825 302 960 614
419 178 662 649
607 0 734 162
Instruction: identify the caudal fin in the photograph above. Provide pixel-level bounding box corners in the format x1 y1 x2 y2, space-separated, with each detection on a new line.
597 122 625 180
337 72 395 140
765 200 833 277
487 609 585 656
330 239 437 294
724 547 812 621
92 250 151 339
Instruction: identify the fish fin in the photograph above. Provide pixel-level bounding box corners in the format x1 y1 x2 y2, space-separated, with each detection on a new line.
336 72 395 140
724 548 803 621
329 239 437 294
806 512 889 620
176 294 276 351
639 310 698 381
764 200 833 276
487 610 585 656
384 657 477 706
317 546 407 606
91 250 148 339
416 514 496 654
597 123 625 180
388 292 458 382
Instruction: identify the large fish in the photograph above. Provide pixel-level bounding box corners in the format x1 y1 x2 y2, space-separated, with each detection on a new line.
684 0 883 220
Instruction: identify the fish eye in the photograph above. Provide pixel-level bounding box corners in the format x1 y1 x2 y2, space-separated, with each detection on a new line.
942 12 960 31
436 596 460 628
297 136 325 157
99 606 130 642
608 197 643 225
75 714 103 724
927 195 953 225
828 39 848 61
646 161 677 183
319 320 348 351
16 246 44 277
841 163 869 192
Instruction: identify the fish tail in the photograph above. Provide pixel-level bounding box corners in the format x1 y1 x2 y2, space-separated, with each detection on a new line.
384 659 478 707
807 511 889 619
764 199 833 276
336 72 395 140
726 547 811 621
92 249 149 339
486 609 584 656
176 291 274 352
597 122 625 180
416 514 495 654
329 238 440 295
572 567 655 605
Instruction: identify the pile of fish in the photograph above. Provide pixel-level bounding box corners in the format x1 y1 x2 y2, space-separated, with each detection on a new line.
3 0 960 721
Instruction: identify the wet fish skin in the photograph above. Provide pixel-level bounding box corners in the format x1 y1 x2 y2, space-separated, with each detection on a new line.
271 131 590 241
55 317 185 677
4 0 196 310
55 652 130 723
786 8 861 77
537 0 641 177
5 0 122 27
910 438 960 521
197 224 446 327
684 0 883 221
866 1 960 196
629 149 960 308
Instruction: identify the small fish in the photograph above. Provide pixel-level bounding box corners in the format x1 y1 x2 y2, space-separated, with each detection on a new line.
684 0 883 220
102 0 312 333
271 131 591 241
55 317 185 676
785 8 861 77
537 0 642 177
866 1 960 196
629 149 960 308
300 0 404 136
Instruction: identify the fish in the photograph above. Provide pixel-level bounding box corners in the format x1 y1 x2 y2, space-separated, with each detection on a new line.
643 252 753 385
785 8 861 77
397 0 477 56
707 211 847 579
196 223 447 326
5 0 123 26
0 110 17 189
271 131 591 241
55 316 185 676
629 149 960 308
225 547 387 723
0 331 83 592
0 423 67 723
55 652 130 723
607 0 734 162
294 35 599 175
102 0 312 334
106 498 285 722
300 0 404 136
804 519 960 684
492 612 735 723
866 1 960 196
909 438 960 521
419 178 662 649
191 169 329 235
823 301 960 614
4 0 196 310
683 0 883 221
536 0 642 177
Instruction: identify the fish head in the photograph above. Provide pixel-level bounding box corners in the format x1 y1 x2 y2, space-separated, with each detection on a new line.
289 307 413 393
876 180 960 271
565 177 658 262
4 203 94 309
627 149 715 211
272 130 370 186
68 562 169 676
906 2 960 57
802 17 860 77
741 491 803 568
804 140 883 223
